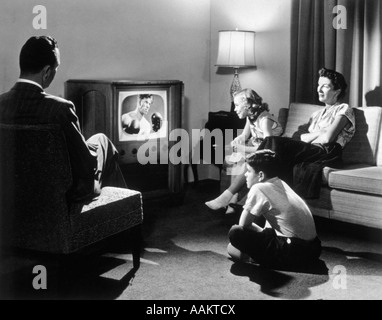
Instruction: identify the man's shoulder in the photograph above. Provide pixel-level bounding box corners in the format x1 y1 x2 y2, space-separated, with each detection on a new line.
0 90 12 102
43 93 73 106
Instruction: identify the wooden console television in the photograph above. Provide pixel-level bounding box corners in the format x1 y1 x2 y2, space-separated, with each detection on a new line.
65 79 185 203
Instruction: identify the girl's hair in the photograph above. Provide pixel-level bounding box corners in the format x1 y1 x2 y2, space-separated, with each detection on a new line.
233 88 269 122
318 67 348 101
246 149 280 178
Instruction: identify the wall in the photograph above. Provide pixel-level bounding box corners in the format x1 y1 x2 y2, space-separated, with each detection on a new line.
0 0 211 134
0 0 292 181
203 0 292 179
210 0 291 116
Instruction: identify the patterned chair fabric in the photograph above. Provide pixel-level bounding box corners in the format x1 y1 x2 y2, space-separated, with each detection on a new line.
0 123 143 267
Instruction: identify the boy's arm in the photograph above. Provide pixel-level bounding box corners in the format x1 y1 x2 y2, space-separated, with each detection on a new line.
239 209 264 232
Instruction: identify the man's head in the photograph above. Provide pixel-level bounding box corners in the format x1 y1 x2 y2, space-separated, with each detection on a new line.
137 94 153 115
19 36 60 89
245 150 280 188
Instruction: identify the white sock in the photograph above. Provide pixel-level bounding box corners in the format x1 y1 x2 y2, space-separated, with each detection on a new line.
229 193 238 204
205 190 233 210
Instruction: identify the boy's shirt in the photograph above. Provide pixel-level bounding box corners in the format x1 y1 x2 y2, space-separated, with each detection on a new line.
243 177 317 241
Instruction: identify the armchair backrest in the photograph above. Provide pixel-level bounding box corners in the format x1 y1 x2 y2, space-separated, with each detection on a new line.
0 123 73 252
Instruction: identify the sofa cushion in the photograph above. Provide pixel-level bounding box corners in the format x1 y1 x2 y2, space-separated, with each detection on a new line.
329 189 382 229
322 166 337 185
282 103 322 138
376 123 382 167
328 165 382 196
342 107 382 166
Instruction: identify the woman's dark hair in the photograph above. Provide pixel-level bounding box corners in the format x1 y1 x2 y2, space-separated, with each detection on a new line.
19 36 58 74
246 150 280 178
233 88 269 122
318 67 348 101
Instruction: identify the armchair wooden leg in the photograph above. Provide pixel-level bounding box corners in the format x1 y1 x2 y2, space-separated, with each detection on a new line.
131 224 142 270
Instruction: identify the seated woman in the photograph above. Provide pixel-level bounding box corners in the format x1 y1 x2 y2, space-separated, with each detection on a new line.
205 88 283 213
257 67 356 198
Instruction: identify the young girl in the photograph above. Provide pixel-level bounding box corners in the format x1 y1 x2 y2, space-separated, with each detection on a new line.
227 150 321 269
205 88 282 213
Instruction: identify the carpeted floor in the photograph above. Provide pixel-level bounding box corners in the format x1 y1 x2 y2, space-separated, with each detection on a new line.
1 180 382 300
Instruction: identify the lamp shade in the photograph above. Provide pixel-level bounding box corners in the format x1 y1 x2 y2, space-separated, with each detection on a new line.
215 30 256 68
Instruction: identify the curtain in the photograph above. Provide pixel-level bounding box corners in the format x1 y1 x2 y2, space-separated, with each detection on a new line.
290 0 382 107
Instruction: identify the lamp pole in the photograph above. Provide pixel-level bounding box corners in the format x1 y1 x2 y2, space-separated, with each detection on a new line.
230 68 242 112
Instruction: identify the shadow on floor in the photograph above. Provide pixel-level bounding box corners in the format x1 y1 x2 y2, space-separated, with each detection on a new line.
0 245 138 300
230 259 329 299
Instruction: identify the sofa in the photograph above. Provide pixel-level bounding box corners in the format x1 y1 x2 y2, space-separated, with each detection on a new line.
0 123 143 268
279 103 382 230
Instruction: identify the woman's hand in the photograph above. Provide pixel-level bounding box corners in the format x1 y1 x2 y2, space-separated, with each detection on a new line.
231 135 246 148
234 143 247 154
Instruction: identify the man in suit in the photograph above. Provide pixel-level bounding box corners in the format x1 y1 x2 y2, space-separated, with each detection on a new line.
0 35 126 201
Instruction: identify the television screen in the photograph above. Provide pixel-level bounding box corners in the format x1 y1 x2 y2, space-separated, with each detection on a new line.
118 90 168 142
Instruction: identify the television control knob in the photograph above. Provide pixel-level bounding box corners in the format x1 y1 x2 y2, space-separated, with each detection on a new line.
132 148 138 155
119 149 125 156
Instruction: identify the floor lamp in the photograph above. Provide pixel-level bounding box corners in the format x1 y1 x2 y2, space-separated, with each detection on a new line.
215 30 257 112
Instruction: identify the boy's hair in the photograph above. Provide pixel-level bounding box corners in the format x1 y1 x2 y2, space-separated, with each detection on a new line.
246 150 280 178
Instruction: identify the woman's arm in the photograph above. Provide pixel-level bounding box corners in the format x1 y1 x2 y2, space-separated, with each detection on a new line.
302 115 350 144
233 118 251 144
300 130 321 143
242 118 251 140
235 117 274 154
260 117 275 138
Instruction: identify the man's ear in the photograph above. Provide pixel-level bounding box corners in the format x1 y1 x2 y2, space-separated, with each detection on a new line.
42 65 51 77
41 65 51 80
41 65 55 89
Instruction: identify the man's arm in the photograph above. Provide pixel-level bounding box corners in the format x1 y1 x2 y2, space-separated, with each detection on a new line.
56 101 96 178
122 113 140 134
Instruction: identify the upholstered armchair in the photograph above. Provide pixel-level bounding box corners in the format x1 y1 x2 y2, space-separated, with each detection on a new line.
0 123 143 269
